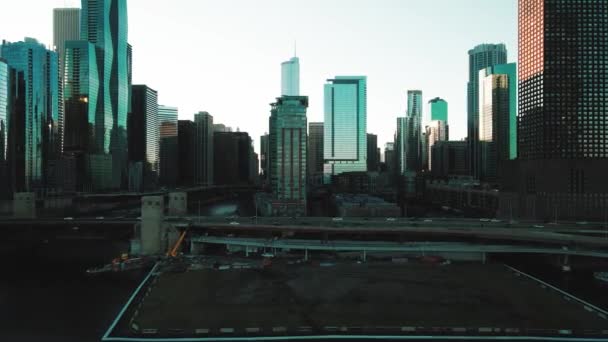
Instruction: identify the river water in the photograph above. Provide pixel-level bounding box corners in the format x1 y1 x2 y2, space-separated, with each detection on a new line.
1 202 607 341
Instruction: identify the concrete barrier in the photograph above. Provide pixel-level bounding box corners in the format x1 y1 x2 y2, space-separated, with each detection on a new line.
195 328 209 334
220 328 235 334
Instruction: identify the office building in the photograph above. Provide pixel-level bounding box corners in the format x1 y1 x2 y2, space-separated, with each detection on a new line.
0 59 10 197
194 111 213 186
158 105 178 186
281 57 299 96
323 76 367 181
53 8 80 76
213 123 232 132
478 63 516 182
367 134 379 172
129 85 159 190
177 120 195 186
268 96 308 216
214 131 255 186
467 44 507 179
431 141 469 178
260 133 269 182
429 97 448 122
500 0 608 220
426 120 448 171
308 122 323 184
384 142 395 179
81 0 129 188
1 38 60 193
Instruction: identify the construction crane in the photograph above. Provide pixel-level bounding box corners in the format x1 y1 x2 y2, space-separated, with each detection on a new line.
167 228 188 258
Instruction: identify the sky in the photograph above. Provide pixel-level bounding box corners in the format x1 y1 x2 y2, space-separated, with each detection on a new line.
1 0 517 156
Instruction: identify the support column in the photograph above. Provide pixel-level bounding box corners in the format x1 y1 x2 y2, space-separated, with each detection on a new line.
362 250 367 262
140 196 164 255
304 249 308 261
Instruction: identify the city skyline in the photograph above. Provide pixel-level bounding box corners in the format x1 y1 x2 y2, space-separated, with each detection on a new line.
0 0 518 154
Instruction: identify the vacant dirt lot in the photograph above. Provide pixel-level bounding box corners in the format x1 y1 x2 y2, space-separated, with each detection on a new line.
136 261 607 331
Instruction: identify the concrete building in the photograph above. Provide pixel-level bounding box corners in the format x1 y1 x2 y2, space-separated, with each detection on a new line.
53 8 80 79
129 85 159 190
194 112 213 186
467 44 508 179
158 105 178 186
431 141 469 178
323 76 367 182
426 120 448 171
177 120 195 186
268 95 308 216
367 133 379 172
214 131 255 186
500 0 608 221
260 133 269 183
307 122 324 186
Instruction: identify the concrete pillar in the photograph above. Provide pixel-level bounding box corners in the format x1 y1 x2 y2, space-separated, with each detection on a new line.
304 249 308 261
13 192 36 219
140 196 164 255
168 192 187 216
362 250 367 262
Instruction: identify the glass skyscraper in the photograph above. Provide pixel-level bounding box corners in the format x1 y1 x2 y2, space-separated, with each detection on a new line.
53 8 80 77
281 57 299 96
158 105 178 186
429 97 448 122
0 59 8 165
323 76 367 182
426 97 449 171
467 43 507 179
81 0 129 188
269 96 308 216
1 38 60 192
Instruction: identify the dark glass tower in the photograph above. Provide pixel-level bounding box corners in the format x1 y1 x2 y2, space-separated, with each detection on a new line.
467 44 507 179
158 105 178 186
502 0 608 220
81 0 129 189
129 85 158 190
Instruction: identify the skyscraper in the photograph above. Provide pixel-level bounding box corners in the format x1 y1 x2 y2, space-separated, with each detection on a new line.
367 133 379 172
269 96 308 216
429 97 448 122
129 85 159 190
158 105 178 186
323 76 367 182
53 8 80 77
194 111 213 186
260 133 269 182
81 0 129 188
467 44 507 179
478 63 517 181
1 38 60 192
395 90 423 175
214 132 255 186
177 120 195 186
0 59 10 198
503 0 608 220
281 57 299 96
308 122 324 180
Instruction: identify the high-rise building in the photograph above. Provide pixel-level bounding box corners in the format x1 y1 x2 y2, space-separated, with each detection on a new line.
431 141 469 178
308 122 324 178
177 120 195 186
501 0 608 220
395 90 423 174
367 133 379 172
81 0 129 188
467 44 507 179
478 63 516 182
0 59 10 197
214 132 255 186
129 85 159 190
426 120 448 171
429 97 448 122
384 142 396 184
269 96 308 216
323 76 367 182
213 123 232 132
53 8 80 76
407 90 423 117
260 133 269 182
158 105 178 186
281 57 299 96
194 111 213 186
1 38 61 193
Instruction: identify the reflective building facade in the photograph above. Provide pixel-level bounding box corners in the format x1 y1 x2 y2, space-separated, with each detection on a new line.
53 8 80 78
0 59 9 197
281 57 300 96
177 120 195 186
81 0 129 188
308 122 324 179
323 76 367 182
467 44 507 179
429 97 448 122
500 0 608 221
269 96 308 216
1 39 60 192
158 105 178 186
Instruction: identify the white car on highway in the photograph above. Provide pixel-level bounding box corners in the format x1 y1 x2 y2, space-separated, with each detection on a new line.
386 217 396 222
332 217 343 222
229 221 240 225
64 217 73 221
